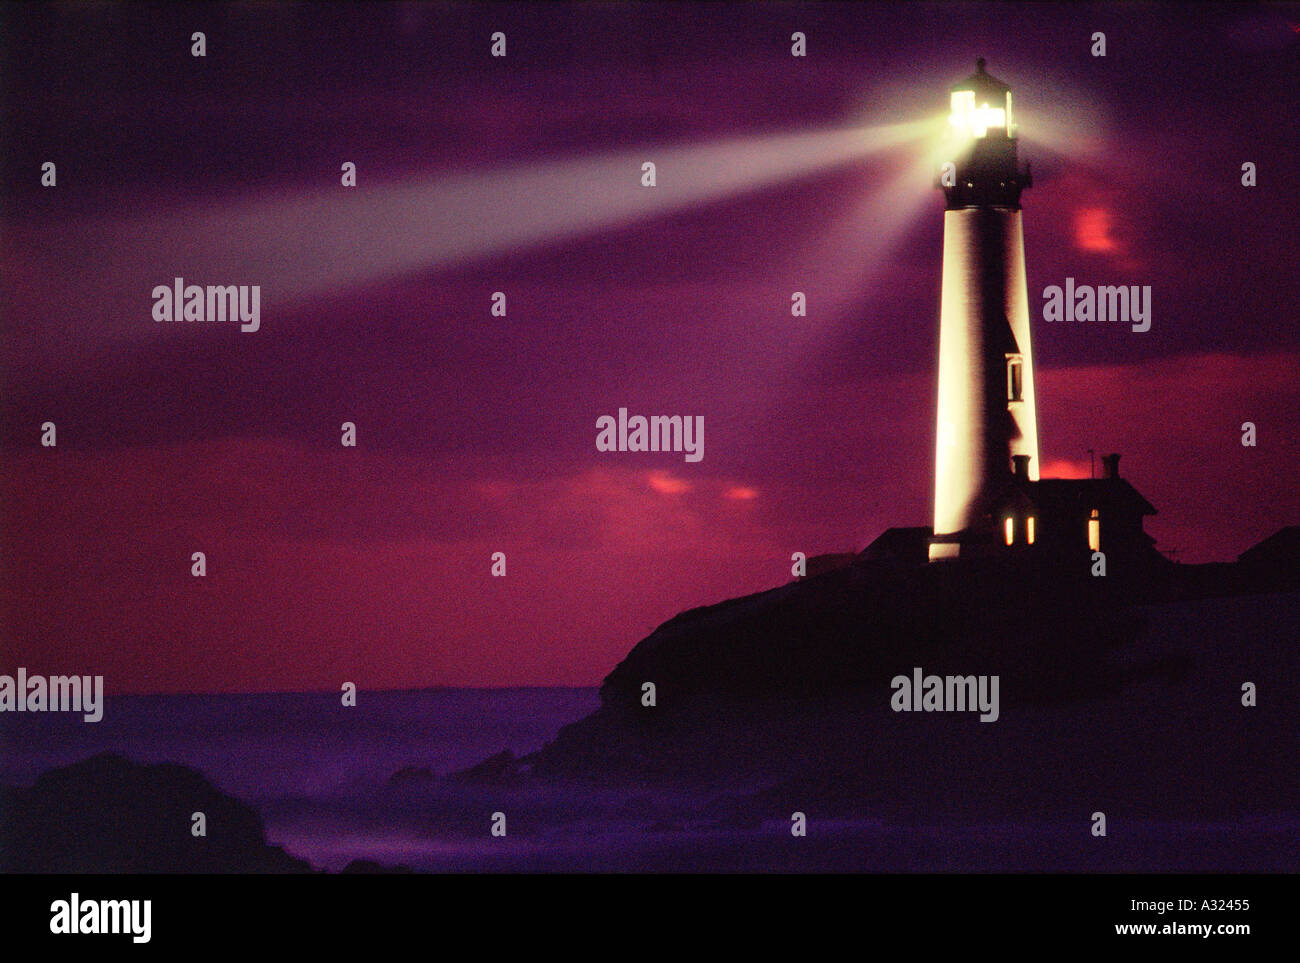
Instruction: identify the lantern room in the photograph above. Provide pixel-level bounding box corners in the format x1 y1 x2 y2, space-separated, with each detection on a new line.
948 57 1014 140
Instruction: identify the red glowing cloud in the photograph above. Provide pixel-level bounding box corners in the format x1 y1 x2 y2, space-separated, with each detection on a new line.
1039 458 1093 479
1074 207 1120 254
647 472 692 495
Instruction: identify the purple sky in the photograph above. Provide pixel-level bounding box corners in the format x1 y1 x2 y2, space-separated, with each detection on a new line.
2 2 1298 692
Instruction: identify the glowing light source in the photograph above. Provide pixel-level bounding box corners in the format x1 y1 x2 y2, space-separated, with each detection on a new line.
1088 509 1101 551
1027 515 1036 544
949 91 1008 139
1004 517 1015 546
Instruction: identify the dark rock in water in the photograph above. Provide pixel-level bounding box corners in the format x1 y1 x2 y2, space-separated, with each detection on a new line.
388 765 437 785
449 748 525 786
0 753 313 873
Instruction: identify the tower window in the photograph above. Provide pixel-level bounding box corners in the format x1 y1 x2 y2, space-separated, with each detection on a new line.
1088 509 1100 551
1007 356 1023 402
1004 517 1015 546
1027 516 1036 544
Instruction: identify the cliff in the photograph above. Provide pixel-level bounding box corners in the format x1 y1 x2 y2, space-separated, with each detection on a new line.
521 545 1300 823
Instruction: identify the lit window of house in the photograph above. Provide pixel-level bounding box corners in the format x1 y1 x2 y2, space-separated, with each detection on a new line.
1027 516 1036 544
1004 516 1015 545
1088 509 1100 551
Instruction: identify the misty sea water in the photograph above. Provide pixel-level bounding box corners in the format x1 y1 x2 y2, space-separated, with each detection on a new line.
4 686 1296 872
1 688 600 870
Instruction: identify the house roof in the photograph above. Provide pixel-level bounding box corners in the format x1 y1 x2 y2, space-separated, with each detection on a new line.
1238 526 1300 565
861 526 932 561
999 477 1157 516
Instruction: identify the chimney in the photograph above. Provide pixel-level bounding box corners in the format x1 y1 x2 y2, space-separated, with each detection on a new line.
1101 453 1120 479
1012 454 1031 479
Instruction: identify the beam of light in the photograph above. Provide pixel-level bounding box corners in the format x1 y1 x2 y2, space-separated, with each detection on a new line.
704 115 952 464
755 115 954 375
2 119 934 359
1015 107 1110 165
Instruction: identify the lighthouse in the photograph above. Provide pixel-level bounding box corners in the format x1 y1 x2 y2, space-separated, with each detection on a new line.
929 59 1039 561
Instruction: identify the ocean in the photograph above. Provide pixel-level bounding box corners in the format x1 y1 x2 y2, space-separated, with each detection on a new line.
1 688 599 871
3 687 1296 872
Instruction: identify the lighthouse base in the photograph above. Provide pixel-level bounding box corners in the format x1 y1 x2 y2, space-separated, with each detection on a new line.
928 530 1002 562
928 539 963 562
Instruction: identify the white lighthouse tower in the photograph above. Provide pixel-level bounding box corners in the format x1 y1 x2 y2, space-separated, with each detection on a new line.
929 59 1039 561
